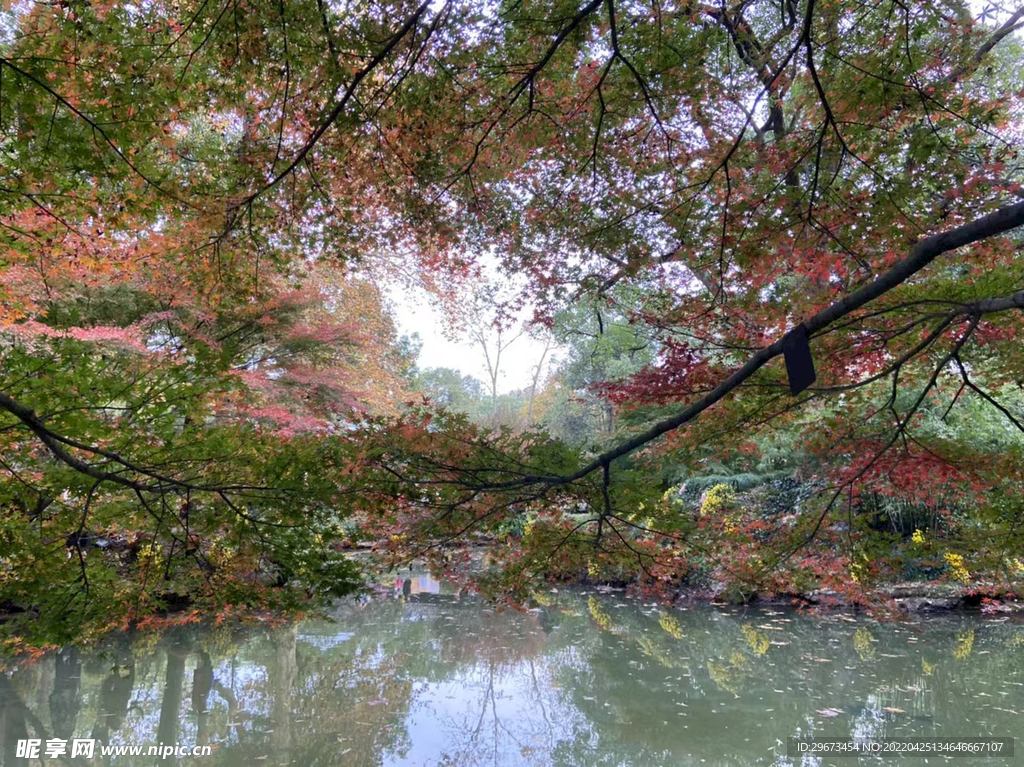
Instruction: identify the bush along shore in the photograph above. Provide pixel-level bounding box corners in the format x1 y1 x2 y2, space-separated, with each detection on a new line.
439 471 1024 619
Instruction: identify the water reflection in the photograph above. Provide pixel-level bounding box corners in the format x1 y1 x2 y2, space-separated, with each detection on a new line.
1 580 1022 766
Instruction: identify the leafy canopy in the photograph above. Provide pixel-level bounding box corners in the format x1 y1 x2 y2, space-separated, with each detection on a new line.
0 0 1022 638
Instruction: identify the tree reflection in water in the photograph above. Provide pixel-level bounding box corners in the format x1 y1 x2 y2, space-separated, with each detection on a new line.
0 582 1022 766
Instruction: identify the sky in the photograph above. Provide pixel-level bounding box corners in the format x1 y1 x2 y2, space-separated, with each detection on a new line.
386 282 556 395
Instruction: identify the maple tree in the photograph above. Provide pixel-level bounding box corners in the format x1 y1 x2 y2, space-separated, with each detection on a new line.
0 0 428 640
343 0 1024 603
0 0 1022 640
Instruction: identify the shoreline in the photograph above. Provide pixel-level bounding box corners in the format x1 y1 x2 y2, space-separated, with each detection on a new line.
656 582 1024 615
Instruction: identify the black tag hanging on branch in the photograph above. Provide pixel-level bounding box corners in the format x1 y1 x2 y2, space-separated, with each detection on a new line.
782 323 816 395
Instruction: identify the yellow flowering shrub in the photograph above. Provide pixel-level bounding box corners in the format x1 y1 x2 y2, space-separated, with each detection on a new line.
136 542 163 582
944 552 971 584
700 483 735 517
700 483 747 533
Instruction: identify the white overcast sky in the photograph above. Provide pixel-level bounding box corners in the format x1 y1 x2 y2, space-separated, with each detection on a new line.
386 282 556 395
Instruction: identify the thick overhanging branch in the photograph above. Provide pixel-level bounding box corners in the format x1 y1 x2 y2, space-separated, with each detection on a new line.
3 203 1023 506
482 200 1024 489
0 391 285 502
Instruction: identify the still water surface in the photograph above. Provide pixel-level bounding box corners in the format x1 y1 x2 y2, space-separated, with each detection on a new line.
1 573 1022 766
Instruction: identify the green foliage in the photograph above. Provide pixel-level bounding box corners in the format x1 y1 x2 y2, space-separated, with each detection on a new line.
682 473 787 497
0 0 1023 646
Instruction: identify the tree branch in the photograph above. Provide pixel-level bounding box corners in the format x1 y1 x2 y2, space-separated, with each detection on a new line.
478 199 1024 489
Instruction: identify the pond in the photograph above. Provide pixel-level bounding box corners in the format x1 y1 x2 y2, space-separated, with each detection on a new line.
1 573 1021 766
